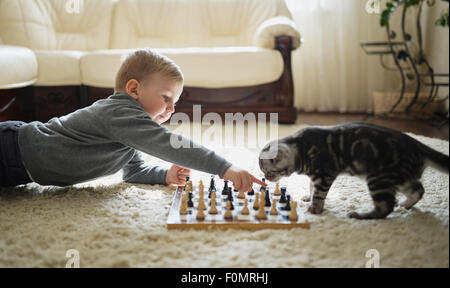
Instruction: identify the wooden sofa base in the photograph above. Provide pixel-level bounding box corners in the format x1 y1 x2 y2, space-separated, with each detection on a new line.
0 83 297 124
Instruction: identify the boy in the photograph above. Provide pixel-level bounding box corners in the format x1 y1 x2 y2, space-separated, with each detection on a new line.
0 49 265 191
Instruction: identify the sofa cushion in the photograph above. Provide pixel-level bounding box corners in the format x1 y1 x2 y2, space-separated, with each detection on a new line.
80 47 284 89
111 0 296 49
34 50 84 86
0 45 38 89
0 0 114 50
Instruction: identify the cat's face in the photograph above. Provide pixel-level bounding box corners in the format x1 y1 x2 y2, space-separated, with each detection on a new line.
259 140 297 182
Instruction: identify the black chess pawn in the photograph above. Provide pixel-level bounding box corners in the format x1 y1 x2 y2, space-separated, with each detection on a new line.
227 189 234 210
259 178 266 192
208 175 216 198
264 188 271 207
248 188 255 196
282 195 291 211
227 188 234 201
187 192 194 208
279 187 287 204
222 180 229 195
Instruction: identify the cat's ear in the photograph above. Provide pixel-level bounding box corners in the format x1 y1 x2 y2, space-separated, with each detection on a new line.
260 140 279 160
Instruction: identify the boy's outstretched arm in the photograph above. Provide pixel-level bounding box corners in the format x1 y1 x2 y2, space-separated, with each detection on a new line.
122 151 168 185
223 165 266 192
122 152 191 186
110 104 265 190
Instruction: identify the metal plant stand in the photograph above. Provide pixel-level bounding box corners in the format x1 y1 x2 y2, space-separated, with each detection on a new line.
361 0 449 119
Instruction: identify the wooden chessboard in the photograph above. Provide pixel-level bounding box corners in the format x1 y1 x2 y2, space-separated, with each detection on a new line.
166 182 310 230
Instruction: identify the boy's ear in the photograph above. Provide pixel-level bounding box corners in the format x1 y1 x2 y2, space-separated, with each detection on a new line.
125 79 140 100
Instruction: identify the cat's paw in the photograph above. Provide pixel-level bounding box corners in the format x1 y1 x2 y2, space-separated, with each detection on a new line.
307 204 323 215
301 195 311 202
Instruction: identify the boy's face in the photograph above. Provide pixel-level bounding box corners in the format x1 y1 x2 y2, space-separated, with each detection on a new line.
126 73 183 124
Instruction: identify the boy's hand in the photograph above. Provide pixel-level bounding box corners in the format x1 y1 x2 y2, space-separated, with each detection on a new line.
166 165 191 186
222 165 266 192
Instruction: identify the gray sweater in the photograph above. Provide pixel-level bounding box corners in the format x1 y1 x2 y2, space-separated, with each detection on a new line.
18 91 232 187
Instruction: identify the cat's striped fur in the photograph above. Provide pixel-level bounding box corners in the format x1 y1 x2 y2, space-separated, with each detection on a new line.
259 122 449 219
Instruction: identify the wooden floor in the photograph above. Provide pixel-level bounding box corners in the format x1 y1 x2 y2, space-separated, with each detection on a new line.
297 112 449 141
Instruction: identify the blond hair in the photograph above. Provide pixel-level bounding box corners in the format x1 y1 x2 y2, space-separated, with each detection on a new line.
115 49 184 92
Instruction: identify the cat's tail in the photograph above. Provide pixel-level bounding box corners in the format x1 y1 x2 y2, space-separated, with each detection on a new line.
420 144 449 173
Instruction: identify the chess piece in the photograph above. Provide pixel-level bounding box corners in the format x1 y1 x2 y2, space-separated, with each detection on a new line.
259 178 266 192
279 187 287 204
283 195 291 211
253 193 260 210
248 188 255 196
185 180 193 193
187 192 194 208
208 175 216 198
179 194 188 215
197 190 206 211
196 208 205 220
237 190 245 199
270 199 278 215
256 191 267 220
209 191 216 206
264 188 271 207
274 183 281 196
241 199 250 215
198 180 204 194
222 180 229 195
209 192 218 215
227 188 234 210
289 201 298 221
224 200 233 220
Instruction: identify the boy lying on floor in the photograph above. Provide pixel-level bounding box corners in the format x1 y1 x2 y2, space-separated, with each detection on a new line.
0 49 265 191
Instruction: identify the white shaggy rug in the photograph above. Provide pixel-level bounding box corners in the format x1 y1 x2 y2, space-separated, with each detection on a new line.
0 123 448 268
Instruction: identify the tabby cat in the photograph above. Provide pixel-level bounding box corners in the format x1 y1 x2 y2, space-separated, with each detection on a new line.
259 122 449 219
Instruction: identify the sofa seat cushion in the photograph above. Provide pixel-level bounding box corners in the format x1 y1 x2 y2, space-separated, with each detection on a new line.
0 45 37 89
81 47 284 89
34 50 85 86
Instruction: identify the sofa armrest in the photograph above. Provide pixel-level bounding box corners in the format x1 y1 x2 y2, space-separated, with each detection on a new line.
254 16 302 50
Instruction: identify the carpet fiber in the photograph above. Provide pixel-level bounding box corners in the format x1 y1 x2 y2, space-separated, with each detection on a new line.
0 123 448 267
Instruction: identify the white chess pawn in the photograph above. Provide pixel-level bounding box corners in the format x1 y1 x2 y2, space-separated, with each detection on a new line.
256 191 267 220
289 201 298 221
224 200 233 220
274 183 281 196
253 193 260 210
179 194 188 215
208 192 218 215
237 190 246 199
270 199 278 215
241 199 250 215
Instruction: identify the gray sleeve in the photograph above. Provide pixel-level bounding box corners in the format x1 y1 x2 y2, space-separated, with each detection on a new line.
122 151 168 185
109 105 232 178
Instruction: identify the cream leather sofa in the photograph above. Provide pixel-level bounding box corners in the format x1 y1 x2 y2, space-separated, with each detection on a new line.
0 0 301 123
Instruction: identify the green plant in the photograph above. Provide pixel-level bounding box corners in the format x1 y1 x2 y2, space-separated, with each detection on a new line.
380 0 449 28
435 0 449 27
